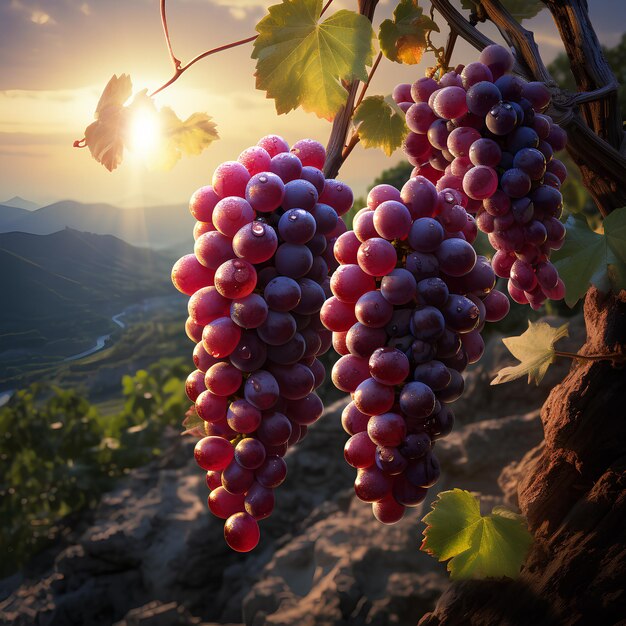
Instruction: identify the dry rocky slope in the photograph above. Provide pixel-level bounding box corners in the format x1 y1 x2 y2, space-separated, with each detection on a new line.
420 288 626 626
0 316 586 626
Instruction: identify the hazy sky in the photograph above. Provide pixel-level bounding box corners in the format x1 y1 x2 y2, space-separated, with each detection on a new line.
0 0 621 208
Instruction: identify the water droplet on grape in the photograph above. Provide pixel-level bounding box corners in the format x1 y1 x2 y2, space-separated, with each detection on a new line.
288 212 298 222
337 185 343 192
240 345 251 359
252 222 265 236
503 103 513 110
444 192 455 203
259 175 268 183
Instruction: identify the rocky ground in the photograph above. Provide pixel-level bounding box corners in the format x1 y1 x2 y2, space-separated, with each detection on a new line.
0 315 586 626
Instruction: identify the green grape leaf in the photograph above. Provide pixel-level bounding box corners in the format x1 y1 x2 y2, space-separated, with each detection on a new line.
353 95 408 156
552 212 625 307
604 206 626 266
252 0 375 120
491 320 569 386
461 0 543 21
422 489 533 580
379 0 439 65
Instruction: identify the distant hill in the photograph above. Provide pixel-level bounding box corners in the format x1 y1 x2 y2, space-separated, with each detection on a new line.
0 199 195 249
0 203 31 224
1 196 39 211
0 229 179 369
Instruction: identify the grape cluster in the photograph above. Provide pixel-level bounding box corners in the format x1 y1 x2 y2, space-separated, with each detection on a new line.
394 44 567 309
321 176 509 523
171 135 352 551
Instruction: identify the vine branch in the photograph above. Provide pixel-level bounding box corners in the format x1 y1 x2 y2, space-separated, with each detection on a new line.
555 350 625 364
160 0 181 71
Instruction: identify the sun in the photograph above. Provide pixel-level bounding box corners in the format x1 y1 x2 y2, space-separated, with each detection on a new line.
128 106 160 157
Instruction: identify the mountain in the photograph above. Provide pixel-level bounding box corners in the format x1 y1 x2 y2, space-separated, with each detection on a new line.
0 229 179 369
0 204 31 224
0 199 195 249
1 196 39 211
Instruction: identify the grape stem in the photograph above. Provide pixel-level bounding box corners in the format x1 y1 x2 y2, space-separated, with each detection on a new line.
150 0 336 98
554 350 626 363
353 51 383 111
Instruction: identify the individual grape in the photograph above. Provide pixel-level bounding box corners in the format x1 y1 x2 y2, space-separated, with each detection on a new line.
513 148 546 180
256 310 297 346
447 126 481 158
194 436 234 471
224 512 260 552
373 200 412 240
244 481 275 520
392 82 413 103
320 296 358 332
309 203 338 235
263 276 301 312
290 138 325 169
372 494 406 524
331 264 376 303
238 146 272 176
401 176 439 219
257 411 292 446
205 362 243 397
293 279 325 315
344 432 377 468
367 413 407 448
172 254 216 296
441 295 480 333
461 62 493 88
232 221 278 264
354 465 394 502
341 402 370 435
319 179 354 216
202 317 242 359
189 186 220 225
399 382 436 418
479 44 514 79
275 242 313 279
346 323 387 358
212 196 255 238
209 487 245 519
229 331 267 372
269 363 315 400
417 277 449 307
408 217 444 252
436 238 477 277
354 378 395 416
427 119 451 151
266 333 306 365
278 208 316 244
485 101 517 135
214 259 257 299
500 168 532 198
188 286 230 326
355 290 394 328
406 102 437 134
227 400 262 434
230 293 268 329
433 86 468 119
235 438 267 470
185 370 206 402
413 360 451 391
380 269 417 305
245 172 285 213
255 455 287 489
468 138 502 168
375 446 408 475
410 305 445 341
357 238 398 276
212 161 250 198
411 77 439 103
462 165 498 200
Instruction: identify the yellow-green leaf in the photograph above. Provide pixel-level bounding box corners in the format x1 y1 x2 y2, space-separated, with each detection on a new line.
353 95 408 156
491 320 569 386
378 0 439 65
182 405 204 438
80 78 218 172
422 489 533 580
252 0 375 120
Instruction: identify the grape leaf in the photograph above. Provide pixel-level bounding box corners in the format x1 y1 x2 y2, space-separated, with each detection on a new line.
379 0 439 65
422 489 533 580
84 74 132 171
552 211 626 307
182 405 205 438
80 78 218 172
252 0 375 120
461 0 544 21
353 95 408 156
491 320 569 386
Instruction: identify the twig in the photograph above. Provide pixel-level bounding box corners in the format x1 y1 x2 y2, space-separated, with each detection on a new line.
150 35 257 97
554 350 625 363
160 0 181 70
571 81 618 105
354 51 382 111
341 133 361 161
149 0 336 98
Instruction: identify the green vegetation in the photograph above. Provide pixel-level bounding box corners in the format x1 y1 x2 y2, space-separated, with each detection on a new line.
0 357 189 576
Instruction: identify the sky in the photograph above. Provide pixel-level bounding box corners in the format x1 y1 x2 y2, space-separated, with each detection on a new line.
0 0 622 209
